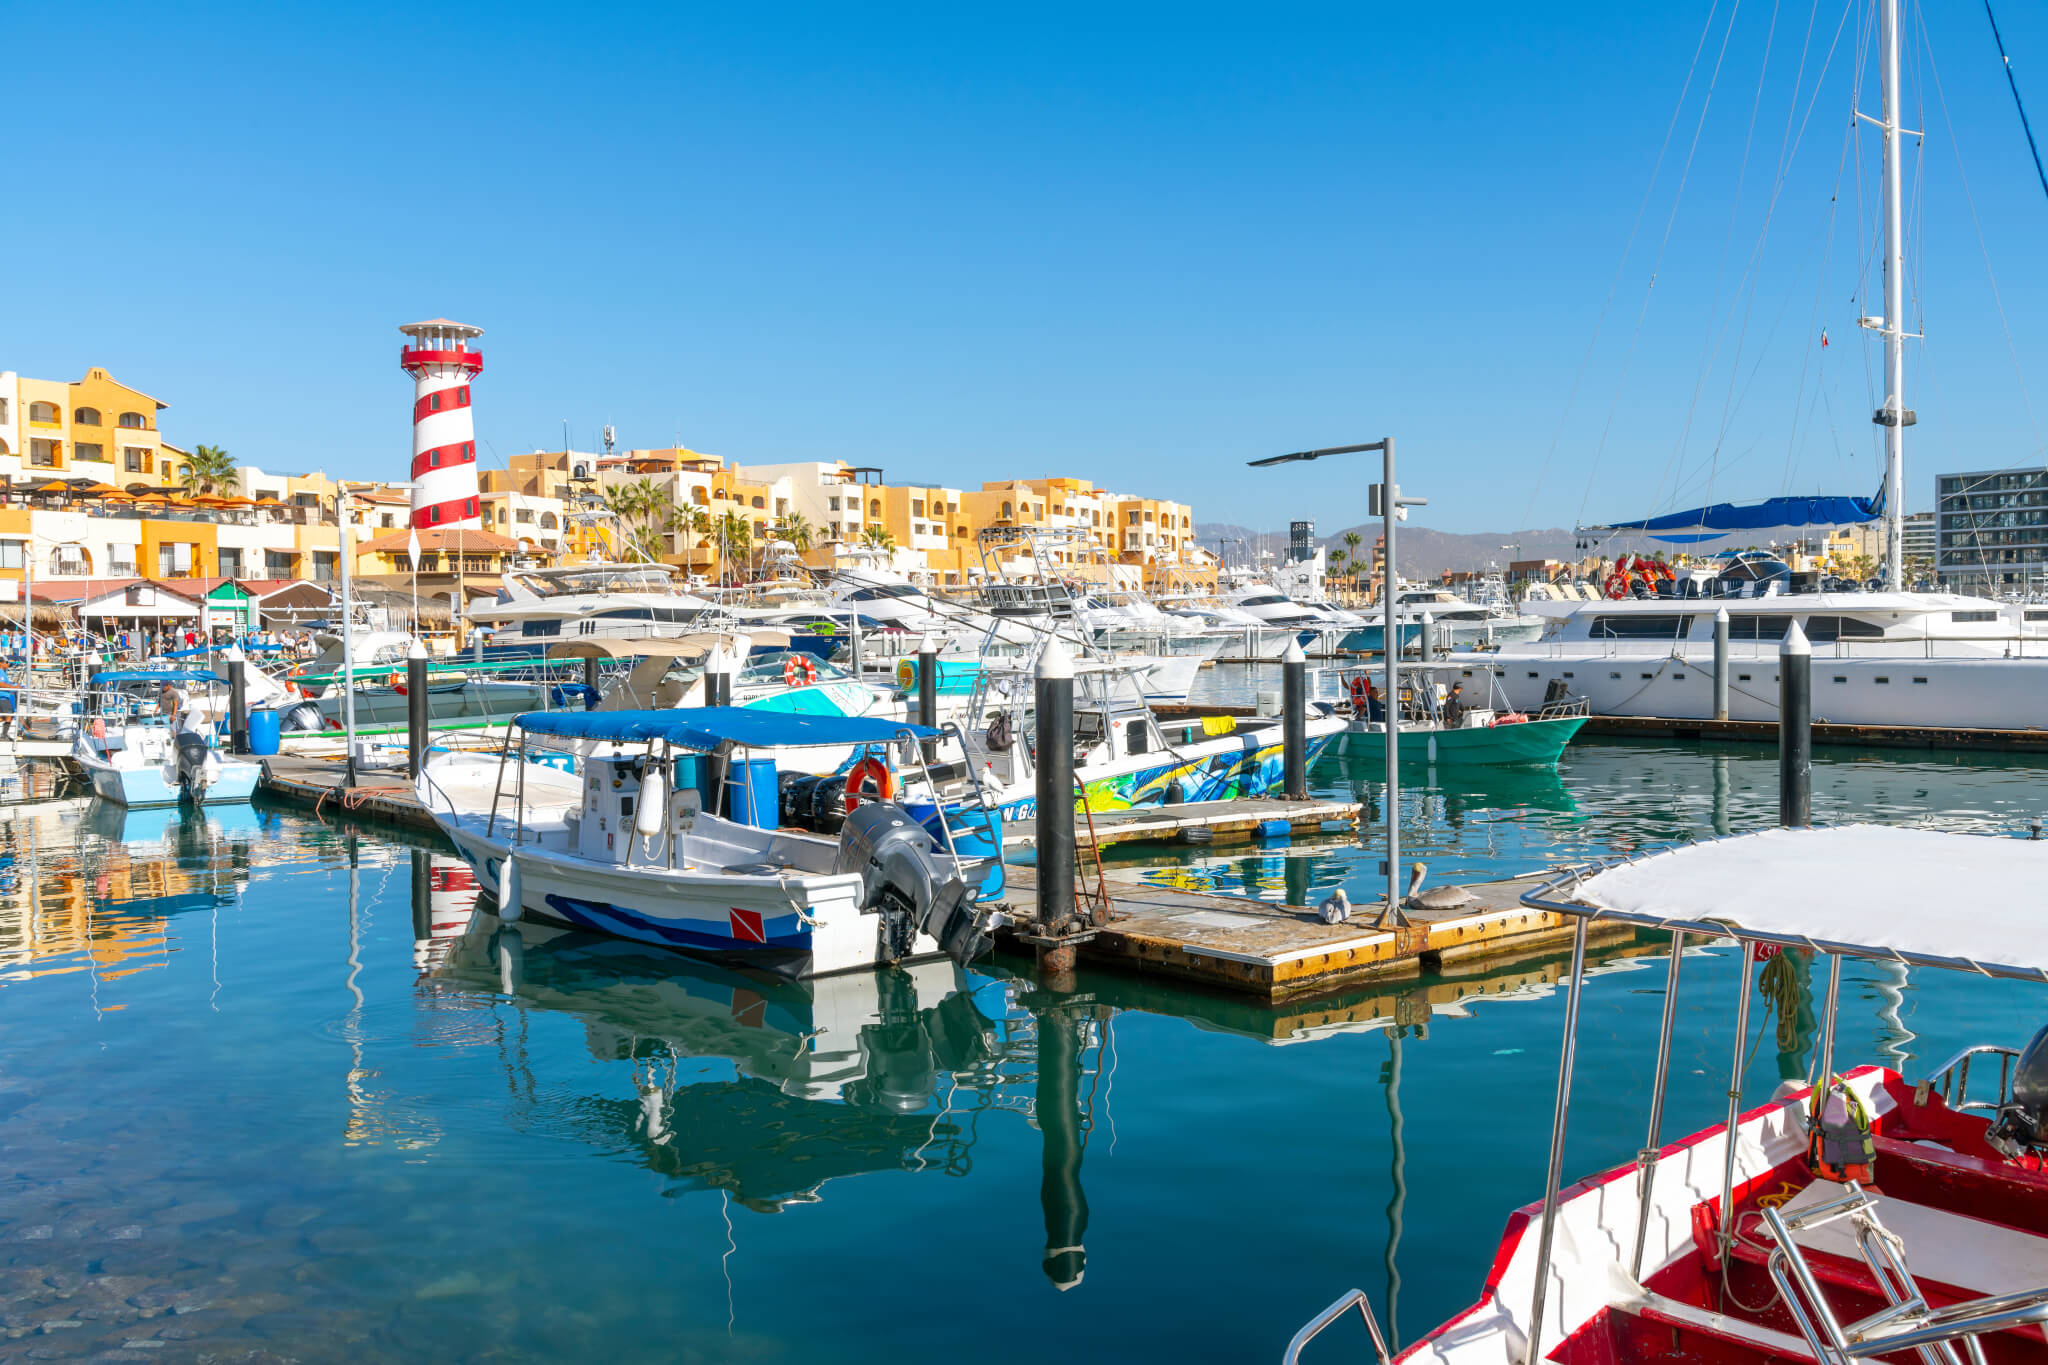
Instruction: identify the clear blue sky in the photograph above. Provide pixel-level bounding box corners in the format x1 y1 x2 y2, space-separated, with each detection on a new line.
9 1 2048 534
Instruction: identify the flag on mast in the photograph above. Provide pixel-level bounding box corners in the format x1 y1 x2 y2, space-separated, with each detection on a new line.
1820 328 1829 349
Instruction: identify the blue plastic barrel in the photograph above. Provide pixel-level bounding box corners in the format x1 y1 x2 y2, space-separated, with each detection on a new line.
726 757 780 827
246 708 281 756
673 753 709 808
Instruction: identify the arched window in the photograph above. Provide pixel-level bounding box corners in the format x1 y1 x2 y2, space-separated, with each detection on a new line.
955 525 966 538
869 499 881 518
47 545 90 575
750 496 764 509
540 512 558 529
1001 501 1013 519
27 402 58 424
73 407 101 426
118 411 146 429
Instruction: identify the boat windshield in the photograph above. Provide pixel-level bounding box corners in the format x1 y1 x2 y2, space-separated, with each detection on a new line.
512 567 680 598
844 583 925 602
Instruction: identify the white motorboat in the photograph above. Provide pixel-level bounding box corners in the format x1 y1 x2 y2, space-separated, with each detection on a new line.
941 653 1346 820
1164 605 1304 660
71 673 261 807
467 563 720 646
417 707 1006 979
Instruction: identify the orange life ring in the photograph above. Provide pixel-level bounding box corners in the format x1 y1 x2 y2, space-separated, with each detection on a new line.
389 670 407 695
842 755 894 810
1347 675 1371 711
782 655 818 687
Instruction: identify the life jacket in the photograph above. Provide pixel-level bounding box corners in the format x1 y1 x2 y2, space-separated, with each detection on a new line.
1808 1075 1876 1184
1348 675 1371 710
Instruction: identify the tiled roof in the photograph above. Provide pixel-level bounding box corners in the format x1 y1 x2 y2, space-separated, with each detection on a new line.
358 526 521 556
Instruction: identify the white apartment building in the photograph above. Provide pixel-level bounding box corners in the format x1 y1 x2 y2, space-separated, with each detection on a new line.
732 460 873 546
482 489 568 556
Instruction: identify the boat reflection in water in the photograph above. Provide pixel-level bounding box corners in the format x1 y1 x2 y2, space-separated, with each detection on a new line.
0 797 267 989
424 903 1104 1287
410 849 480 972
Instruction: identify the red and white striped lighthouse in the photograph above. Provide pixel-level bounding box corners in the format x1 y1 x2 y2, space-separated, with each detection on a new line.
399 318 484 530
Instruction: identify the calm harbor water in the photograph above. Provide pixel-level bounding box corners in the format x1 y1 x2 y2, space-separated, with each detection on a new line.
4 688 2048 1360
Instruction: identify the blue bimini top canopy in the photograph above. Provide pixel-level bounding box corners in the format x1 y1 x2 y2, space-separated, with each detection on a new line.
90 669 225 685
516 706 939 751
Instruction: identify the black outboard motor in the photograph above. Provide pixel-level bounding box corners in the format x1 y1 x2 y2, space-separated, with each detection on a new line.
833 801 1002 967
1987 1024 2048 1158
174 730 213 802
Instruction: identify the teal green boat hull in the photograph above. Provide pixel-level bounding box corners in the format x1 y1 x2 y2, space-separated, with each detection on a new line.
1334 715 1585 766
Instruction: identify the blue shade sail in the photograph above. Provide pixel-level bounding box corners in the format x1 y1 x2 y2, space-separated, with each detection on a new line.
515 706 938 750
1585 487 1885 538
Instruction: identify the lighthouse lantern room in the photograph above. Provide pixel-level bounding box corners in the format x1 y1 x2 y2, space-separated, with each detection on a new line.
399 318 484 531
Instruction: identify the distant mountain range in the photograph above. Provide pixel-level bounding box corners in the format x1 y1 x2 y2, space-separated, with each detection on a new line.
1195 523 1585 580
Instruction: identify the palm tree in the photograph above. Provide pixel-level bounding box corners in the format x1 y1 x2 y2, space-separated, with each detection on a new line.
778 511 816 553
180 444 240 495
601 479 678 563
860 525 896 552
1342 530 1364 594
717 509 752 561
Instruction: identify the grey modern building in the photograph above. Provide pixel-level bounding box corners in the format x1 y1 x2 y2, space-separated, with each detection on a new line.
1935 468 2048 588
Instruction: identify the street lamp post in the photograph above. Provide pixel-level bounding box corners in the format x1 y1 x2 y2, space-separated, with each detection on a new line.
1250 439 1426 927
336 480 417 787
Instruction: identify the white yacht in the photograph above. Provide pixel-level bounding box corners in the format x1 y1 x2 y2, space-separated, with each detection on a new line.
1483 592 2048 729
1380 586 1545 648
828 564 973 642
467 564 720 646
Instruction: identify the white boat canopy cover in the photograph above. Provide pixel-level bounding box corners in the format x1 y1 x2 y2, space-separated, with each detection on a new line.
1549 824 2048 981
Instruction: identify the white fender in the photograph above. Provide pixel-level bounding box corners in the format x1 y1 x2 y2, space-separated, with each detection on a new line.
497 853 523 923
635 768 666 837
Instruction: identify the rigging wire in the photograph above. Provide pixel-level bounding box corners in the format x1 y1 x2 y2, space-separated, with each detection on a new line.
1654 0 1786 534
1516 0 1729 536
1982 0 2048 207
1576 0 1752 530
1916 0 2045 452
1914 1 2048 586
1695 0 1861 521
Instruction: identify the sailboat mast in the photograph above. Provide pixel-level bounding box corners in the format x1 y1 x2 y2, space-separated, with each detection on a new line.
1879 0 1907 588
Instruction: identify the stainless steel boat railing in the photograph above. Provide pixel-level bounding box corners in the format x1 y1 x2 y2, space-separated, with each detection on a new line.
1917 1044 2023 1115
1280 1288 1392 1364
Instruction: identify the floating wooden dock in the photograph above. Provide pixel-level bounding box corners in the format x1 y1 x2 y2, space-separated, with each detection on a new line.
993 864 1632 1002
1579 714 2048 752
260 754 1601 1003
1005 796 1359 852
258 754 442 833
